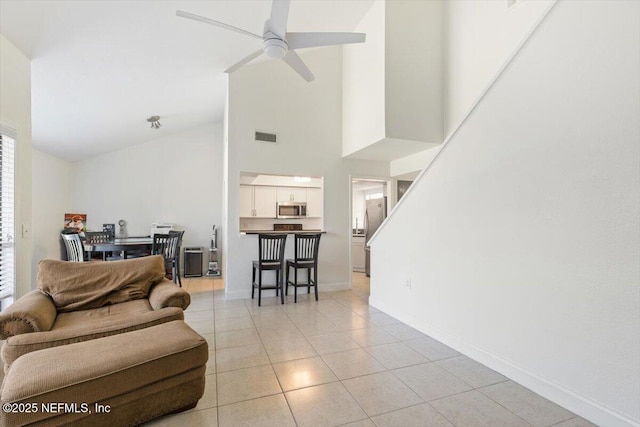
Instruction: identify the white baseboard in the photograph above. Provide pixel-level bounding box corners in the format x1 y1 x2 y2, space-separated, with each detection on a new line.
224 289 251 300
369 296 639 427
320 281 351 292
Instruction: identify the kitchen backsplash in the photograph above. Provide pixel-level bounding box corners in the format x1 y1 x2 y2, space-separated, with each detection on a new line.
240 217 323 232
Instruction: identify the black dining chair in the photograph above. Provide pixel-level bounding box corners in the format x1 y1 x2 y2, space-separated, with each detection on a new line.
286 233 322 303
84 231 116 261
252 234 287 306
61 233 86 262
152 233 181 286
168 230 185 287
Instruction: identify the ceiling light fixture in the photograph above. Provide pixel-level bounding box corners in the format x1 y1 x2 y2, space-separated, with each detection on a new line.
147 116 162 129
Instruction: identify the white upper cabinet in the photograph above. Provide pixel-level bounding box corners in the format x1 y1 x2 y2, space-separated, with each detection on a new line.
240 185 276 218
276 187 307 203
306 188 323 218
239 185 254 218
254 186 277 218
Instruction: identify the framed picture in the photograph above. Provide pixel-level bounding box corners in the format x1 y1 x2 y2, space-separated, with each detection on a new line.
64 213 87 234
103 223 115 238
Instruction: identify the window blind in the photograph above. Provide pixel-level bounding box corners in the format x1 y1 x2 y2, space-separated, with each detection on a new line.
0 132 16 304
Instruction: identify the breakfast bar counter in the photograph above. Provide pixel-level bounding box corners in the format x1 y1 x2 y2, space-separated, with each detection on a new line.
240 229 325 235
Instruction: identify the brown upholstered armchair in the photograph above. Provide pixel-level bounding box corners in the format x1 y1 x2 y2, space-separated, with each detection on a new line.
0 255 190 370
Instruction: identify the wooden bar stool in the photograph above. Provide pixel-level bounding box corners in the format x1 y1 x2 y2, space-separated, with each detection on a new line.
286 233 321 303
252 234 288 306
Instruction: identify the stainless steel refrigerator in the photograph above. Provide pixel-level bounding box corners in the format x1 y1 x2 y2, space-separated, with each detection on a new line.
364 197 387 276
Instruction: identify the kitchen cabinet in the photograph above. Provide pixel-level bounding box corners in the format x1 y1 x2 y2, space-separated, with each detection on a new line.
254 186 276 217
306 188 323 217
239 185 254 218
276 187 307 203
352 235 365 272
240 185 276 218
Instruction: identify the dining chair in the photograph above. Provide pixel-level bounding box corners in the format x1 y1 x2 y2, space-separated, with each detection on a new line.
252 234 287 306
168 230 185 287
61 233 86 262
84 231 115 261
285 233 322 303
152 233 181 286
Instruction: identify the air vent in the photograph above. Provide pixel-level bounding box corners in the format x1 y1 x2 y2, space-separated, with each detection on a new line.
255 131 278 143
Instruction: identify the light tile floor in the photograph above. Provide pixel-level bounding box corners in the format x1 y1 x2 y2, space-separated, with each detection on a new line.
145 273 597 427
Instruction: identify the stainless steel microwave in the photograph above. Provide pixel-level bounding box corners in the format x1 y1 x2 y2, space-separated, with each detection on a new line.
277 202 307 218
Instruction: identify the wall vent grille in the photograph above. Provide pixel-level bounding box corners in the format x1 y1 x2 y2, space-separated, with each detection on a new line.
255 131 278 143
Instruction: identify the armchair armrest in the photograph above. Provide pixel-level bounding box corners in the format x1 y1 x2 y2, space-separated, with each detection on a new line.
148 279 190 310
0 291 57 340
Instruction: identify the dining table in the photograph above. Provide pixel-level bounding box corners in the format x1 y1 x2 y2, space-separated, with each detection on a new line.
84 237 153 260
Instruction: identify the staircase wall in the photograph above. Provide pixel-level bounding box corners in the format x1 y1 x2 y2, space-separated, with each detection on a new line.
369 1 640 426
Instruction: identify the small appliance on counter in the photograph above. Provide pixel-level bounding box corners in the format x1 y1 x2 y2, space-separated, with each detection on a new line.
151 223 174 237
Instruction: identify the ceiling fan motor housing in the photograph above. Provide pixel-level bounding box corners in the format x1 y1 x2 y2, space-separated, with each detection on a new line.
263 34 288 59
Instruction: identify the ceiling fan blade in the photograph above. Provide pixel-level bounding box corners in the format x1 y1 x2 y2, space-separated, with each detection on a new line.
268 0 290 38
225 49 265 74
286 32 366 50
282 50 315 82
176 10 263 40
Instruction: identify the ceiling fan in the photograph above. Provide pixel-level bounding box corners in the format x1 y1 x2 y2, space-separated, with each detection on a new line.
176 0 366 82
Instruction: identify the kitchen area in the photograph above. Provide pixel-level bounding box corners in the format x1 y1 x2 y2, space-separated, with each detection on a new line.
352 179 388 277
239 172 323 233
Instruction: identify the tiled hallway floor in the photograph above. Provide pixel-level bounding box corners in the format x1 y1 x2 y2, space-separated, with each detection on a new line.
147 275 596 427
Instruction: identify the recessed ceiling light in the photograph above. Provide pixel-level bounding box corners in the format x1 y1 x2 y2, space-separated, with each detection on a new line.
147 116 162 129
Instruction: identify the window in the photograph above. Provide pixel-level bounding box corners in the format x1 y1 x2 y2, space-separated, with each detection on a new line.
366 192 384 200
0 130 15 310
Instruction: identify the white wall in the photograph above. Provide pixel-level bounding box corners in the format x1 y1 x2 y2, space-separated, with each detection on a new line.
443 0 554 137
343 0 445 158
0 34 32 298
73 124 223 272
370 1 640 425
226 47 389 299
390 145 442 177
342 0 386 157
385 0 442 144
31 150 73 282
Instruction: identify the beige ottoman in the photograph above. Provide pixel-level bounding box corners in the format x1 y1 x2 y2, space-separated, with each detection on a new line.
0 320 208 426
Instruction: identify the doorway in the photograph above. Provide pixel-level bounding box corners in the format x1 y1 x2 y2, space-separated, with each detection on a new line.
350 177 390 282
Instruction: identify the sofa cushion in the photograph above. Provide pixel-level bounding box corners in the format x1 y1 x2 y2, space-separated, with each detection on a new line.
0 320 208 426
37 255 166 312
1 301 184 369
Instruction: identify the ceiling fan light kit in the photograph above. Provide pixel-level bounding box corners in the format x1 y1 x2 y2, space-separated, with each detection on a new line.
177 0 366 82
263 36 288 59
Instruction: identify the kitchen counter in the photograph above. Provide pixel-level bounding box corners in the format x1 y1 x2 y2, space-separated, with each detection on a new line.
241 230 325 235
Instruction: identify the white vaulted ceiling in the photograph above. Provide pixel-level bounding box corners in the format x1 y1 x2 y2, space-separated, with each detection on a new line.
0 0 374 161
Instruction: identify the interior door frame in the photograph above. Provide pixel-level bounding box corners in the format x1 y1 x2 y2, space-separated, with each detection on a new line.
348 174 394 287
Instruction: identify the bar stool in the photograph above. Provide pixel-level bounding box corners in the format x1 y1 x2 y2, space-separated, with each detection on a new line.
252 234 288 306
286 233 322 303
